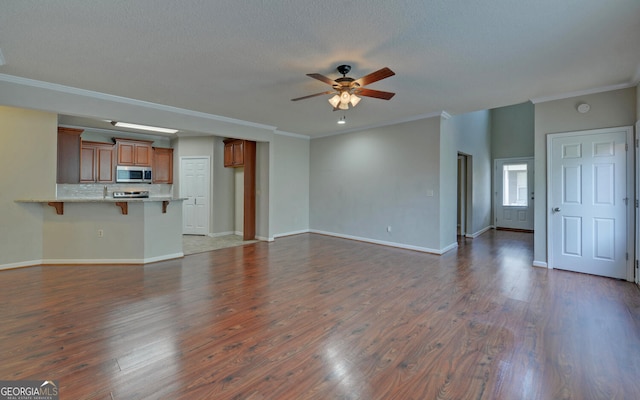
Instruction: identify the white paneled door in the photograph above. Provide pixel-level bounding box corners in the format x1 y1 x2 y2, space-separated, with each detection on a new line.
548 127 632 280
495 158 534 231
180 157 210 235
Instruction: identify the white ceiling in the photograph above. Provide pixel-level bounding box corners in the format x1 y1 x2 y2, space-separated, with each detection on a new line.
1 0 639 138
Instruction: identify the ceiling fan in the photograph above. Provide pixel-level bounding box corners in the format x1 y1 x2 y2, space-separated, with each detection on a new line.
291 65 395 110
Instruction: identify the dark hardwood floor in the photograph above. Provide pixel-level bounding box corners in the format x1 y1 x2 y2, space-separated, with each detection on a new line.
1 231 639 399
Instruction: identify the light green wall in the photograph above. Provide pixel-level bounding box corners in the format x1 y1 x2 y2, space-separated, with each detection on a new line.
0 106 57 267
533 87 636 264
491 101 534 159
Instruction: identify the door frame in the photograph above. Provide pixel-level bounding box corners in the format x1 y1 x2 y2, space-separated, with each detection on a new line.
457 154 467 236
636 121 639 286
494 157 534 231
546 126 634 281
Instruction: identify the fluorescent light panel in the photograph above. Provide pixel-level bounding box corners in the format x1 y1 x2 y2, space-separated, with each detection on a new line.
111 121 178 134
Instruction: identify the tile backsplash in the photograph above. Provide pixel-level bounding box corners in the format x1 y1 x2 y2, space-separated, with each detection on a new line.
57 183 174 198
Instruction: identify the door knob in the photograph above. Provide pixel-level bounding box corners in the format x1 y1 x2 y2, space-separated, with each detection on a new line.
552 207 561 212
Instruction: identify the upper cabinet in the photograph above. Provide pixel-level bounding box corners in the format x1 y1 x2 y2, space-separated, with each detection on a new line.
115 138 153 166
81 141 115 183
153 147 173 184
57 127 83 183
223 139 245 167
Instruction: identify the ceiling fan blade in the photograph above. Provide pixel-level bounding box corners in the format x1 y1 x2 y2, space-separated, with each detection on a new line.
355 88 395 100
354 67 395 87
306 73 336 86
291 90 335 101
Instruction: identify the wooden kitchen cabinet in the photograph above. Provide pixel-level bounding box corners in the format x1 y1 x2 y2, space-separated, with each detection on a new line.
80 141 115 183
57 127 83 183
223 138 256 240
115 138 153 166
153 147 173 183
223 139 245 167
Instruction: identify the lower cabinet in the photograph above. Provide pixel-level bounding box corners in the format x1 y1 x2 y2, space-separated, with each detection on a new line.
81 141 115 183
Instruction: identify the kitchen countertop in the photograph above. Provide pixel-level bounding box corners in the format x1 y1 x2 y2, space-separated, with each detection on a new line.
15 197 186 215
16 197 186 203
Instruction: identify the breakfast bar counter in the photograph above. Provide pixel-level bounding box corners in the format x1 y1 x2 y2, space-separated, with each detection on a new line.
17 196 183 215
15 197 185 265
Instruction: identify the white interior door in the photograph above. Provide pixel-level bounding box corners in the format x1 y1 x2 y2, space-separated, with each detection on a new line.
548 127 632 279
495 158 534 230
180 157 210 235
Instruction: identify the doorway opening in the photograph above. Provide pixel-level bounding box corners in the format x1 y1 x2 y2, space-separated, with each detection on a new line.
457 153 472 237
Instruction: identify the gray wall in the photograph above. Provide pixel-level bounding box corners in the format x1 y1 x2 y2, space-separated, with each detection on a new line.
310 117 445 252
533 87 636 264
0 106 57 268
491 101 534 159
444 110 493 239
271 134 309 237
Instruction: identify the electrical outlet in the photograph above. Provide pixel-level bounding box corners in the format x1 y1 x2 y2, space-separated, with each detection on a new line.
98 229 104 238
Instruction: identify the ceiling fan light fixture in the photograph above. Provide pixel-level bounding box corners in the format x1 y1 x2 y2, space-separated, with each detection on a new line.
337 115 346 125
350 94 361 107
328 94 340 108
338 102 349 110
340 91 351 105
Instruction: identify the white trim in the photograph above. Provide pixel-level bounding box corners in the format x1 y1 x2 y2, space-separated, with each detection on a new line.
465 225 493 238
37 253 184 265
312 111 445 139
530 82 635 104
310 229 456 255
274 229 310 238
0 259 43 271
0 73 277 131
532 260 548 268
546 126 634 281
256 235 273 242
274 130 310 140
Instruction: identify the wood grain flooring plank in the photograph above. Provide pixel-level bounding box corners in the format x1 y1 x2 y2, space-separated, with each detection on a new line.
1 231 639 399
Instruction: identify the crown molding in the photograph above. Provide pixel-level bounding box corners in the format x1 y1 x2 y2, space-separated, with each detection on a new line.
529 82 636 104
273 130 310 140
0 73 277 132
312 111 447 139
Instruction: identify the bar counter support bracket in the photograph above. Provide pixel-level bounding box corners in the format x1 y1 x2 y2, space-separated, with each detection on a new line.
47 202 64 215
115 202 128 215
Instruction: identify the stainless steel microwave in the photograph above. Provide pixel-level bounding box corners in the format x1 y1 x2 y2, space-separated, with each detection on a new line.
116 165 152 183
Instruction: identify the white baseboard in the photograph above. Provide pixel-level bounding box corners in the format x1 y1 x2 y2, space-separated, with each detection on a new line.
0 259 43 271
310 229 452 255
532 260 548 268
465 225 493 238
39 252 184 266
274 229 310 239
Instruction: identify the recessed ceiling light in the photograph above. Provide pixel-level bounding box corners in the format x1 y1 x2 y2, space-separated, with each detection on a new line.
111 121 178 134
